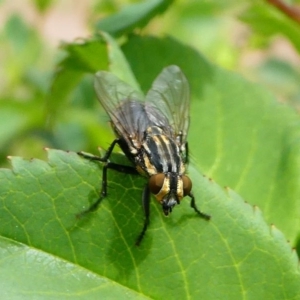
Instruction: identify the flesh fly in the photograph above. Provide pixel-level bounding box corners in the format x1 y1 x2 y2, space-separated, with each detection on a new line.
78 65 210 245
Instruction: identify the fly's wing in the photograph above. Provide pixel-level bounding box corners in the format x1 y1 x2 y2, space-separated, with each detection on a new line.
145 65 190 148
94 71 149 148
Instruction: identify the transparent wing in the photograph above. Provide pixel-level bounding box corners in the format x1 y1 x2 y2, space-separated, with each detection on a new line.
145 65 190 146
94 71 150 148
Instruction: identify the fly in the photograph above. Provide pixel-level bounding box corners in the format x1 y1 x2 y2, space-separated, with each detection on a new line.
78 65 210 245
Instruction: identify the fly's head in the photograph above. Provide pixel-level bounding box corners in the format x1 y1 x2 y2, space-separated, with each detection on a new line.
148 173 192 216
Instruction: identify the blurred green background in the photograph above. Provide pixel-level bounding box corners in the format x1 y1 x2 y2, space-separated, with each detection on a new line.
0 0 300 166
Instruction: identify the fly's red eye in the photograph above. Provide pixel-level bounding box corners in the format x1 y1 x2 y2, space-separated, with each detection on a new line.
182 175 192 196
149 174 165 195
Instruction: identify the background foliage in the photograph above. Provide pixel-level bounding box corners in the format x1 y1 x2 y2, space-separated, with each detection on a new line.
1 0 300 299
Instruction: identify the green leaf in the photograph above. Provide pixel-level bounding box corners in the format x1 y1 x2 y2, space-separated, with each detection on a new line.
1 149 300 298
1 14 44 95
46 39 107 123
47 33 136 124
32 0 54 13
122 35 300 244
95 0 174 37
240 3 300 53
254 58 300 109
0 237 147 299
0 100 43 149
3 32 300 298
102 32 141 92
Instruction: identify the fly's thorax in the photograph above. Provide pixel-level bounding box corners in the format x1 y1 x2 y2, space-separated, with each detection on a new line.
146 126 163 135
148 173 192 215
137 148 157 176
138 126 185 177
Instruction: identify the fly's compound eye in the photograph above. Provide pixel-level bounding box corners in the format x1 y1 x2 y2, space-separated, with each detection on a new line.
149 174 165 195
182 175 192 196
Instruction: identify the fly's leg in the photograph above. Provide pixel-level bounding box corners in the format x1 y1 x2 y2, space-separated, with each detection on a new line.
189 192 211 220
77 162 138 217
77 139 138 217
76 163 109 217
177 132 189 164
135 185 151 246
77 138 120 162
185 142 189 164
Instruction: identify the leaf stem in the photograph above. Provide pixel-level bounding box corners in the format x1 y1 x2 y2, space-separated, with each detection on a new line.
266 0 300 25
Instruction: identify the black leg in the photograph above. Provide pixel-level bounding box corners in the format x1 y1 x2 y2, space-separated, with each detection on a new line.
177 132 189 164
77 138 120 162
105 162 138 175
189 192 211 220
77 139 138 218
135 185 151 246
185 142 189 164
76 163 109 218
